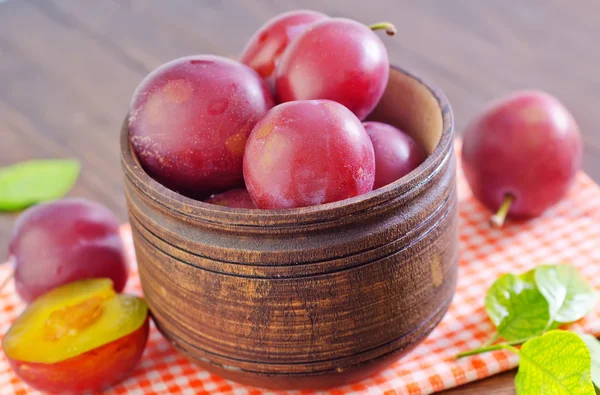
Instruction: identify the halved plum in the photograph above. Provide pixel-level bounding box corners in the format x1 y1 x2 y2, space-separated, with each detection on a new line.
3 278 149 393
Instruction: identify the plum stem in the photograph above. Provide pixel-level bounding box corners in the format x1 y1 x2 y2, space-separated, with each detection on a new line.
490 194 514 228
0 270 14 293
369 22 397 36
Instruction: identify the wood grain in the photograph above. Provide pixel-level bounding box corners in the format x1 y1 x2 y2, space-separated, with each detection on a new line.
1 0 599 392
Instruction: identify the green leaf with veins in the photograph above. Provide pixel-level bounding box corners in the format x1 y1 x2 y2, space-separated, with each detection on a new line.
535 264 597 324
516 330 595 395
580 334 600 393
485 273 551 341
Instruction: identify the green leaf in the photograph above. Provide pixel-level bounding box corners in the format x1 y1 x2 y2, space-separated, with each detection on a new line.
535 264 597 324
516 330 595 395
0 159 80 211
580 334 600 392
485 273 551 341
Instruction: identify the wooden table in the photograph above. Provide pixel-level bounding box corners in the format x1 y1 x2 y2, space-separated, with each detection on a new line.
1 1 599 393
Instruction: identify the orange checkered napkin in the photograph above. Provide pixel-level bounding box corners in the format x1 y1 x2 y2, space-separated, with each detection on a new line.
2 142 600 395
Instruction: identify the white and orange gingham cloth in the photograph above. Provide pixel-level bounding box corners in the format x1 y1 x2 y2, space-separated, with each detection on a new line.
1 141 600 395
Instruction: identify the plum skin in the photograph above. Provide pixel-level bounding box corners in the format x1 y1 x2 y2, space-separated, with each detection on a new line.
240 10 328 80
6 317 149 393
363 122 426 189
9 198 128 302
129 55 274 198
244 100 375 209
204 188 256 209
275 18 389 120
462 90 583 218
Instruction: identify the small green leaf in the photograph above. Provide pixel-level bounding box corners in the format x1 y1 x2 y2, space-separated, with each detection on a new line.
535 264 597 324
580 334 600 392
516 330 595 394
0 159 80 211
485 273 551 341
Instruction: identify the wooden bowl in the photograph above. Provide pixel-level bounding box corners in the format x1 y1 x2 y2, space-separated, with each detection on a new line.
120 65 457 390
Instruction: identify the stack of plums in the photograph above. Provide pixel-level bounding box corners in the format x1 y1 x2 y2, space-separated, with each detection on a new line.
128 11 427 209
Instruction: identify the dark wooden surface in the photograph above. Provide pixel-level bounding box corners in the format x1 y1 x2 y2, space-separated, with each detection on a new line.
1 0 599 393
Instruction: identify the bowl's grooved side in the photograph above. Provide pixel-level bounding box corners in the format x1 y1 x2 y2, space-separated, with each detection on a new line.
128 188 457 279
130 200 458 365
151 293 454 370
